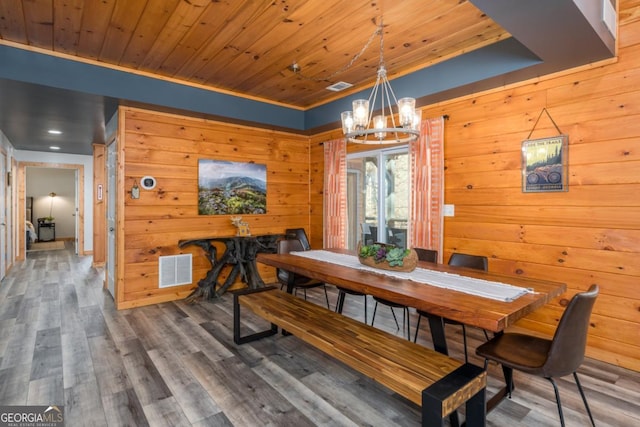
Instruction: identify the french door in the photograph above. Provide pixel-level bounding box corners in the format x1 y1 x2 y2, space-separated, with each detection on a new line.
346 147 409 250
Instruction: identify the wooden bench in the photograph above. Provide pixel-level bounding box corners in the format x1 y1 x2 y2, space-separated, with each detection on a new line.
233 287 487 427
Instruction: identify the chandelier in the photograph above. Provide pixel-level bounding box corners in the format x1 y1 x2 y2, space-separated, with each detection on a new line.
340 18 421 144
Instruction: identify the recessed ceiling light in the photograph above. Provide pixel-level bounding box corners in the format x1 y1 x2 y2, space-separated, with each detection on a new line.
48 129 62 135
49 146 61 150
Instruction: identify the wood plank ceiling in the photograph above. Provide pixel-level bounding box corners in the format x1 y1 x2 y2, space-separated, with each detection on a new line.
0 0 509 109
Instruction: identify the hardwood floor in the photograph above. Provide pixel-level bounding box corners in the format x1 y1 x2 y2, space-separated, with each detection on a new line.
1 246 638 426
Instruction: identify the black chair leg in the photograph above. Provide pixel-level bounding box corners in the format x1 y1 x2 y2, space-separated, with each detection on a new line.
363 295 367 324
403 307 410 340
574 372 596 427
336 291 368 323
502 365 514 397
371 301 401 330
413 313 422 342
461 324 468 363
322 286 330 309
335 290 345 313
389 307 400 330
548 377 566 427
371 302 378 326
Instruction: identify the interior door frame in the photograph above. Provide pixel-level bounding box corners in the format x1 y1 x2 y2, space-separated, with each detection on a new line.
106 136 117 300
17 161 84 260
0 148 7 280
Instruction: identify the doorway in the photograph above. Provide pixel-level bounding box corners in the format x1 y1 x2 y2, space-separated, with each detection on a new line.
18 162 84 260
0 149 6 280
346 147 410 250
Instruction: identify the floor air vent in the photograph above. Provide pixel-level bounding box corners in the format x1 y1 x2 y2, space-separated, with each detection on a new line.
159 254 192 288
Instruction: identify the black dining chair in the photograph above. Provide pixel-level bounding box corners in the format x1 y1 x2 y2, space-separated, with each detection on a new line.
276 238 330 309
413 252 488 362
413 248 438 264
285 228 311 250
335 286 369 323
476 285 599 427
371 248 438 340
334 231 372 323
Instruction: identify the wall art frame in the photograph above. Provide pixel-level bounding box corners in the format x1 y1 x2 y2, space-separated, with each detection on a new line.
521 135 569 193
198 159 267 215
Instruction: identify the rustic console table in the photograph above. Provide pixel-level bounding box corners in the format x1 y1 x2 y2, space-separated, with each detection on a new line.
178 234 281 303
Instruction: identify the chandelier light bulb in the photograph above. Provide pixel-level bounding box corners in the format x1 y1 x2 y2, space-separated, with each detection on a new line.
352 99 369 128
398 97 416 127
341 111 355 134
373 115 387 139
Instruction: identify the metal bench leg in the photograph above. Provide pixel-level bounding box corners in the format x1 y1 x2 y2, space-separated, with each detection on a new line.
233 287 278 344
465 387 487 427
421 363 486 427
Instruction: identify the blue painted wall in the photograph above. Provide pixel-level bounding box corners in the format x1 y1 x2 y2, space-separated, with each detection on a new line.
0 39 540 133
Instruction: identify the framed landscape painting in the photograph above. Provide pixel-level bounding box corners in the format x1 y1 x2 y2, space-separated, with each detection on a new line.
198 159 267 215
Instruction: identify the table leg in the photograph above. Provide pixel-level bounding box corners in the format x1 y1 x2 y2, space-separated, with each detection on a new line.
180 234 282 302
426 314 449 355
486 362 514 413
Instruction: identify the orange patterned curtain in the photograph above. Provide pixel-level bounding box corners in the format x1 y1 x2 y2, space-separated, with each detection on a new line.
323 138 347 249
409 117 445 262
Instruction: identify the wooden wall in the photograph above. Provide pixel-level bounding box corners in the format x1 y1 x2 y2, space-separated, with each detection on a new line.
92 144 106 266
310 5 640 372
118 107 311 309
115 6 640 371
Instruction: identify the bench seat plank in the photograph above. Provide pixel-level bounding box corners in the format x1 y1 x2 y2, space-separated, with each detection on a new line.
235 288 486 417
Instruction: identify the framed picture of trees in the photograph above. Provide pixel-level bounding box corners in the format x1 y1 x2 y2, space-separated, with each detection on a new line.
198 159 267 215
521 135 568 193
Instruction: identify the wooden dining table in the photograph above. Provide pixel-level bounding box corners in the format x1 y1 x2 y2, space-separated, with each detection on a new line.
258 249 565 334
257 249 567 414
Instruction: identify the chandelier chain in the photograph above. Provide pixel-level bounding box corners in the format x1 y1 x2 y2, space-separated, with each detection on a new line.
291 23 382 83
378 18 385 70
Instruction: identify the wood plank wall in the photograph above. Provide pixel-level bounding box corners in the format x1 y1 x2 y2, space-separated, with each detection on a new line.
118 107 311 309
310 3 640 372
92 144 106 266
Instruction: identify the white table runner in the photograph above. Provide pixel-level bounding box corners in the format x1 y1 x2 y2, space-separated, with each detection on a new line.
291 250 532 302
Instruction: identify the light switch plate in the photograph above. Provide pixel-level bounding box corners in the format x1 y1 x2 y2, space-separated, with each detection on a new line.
443 204 455 217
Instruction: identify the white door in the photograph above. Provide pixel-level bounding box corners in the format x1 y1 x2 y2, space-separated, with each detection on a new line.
74 168 79 254
0 151 6 280
106 139 117 298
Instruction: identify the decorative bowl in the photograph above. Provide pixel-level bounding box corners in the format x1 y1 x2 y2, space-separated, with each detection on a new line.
357 242 418 272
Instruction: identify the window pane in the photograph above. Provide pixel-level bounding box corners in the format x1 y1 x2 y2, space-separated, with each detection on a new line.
384 152 409 249
347 156 378 250
347 149 409 250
